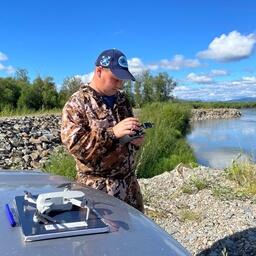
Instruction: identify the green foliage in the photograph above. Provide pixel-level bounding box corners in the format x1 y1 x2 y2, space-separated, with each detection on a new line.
178 209 201 222
190 175 209 190
181 184 195 194
211 161 256 200
123 80 135 106
43 147 77 180
123 71 176 107
136 102 196 178
181 176 209 194
211 185 236 200
15 68 30 83
225 160 256 196
0 69 60 114
59 76 82 107
185 101 256 109
0 77 21 111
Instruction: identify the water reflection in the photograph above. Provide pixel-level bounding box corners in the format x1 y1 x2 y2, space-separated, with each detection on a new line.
187 109 256 169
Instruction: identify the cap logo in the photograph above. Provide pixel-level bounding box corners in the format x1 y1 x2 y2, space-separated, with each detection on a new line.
100 55 111 67
118 55 128 68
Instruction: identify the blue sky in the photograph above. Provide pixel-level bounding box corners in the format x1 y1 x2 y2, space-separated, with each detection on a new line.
1 0 256 101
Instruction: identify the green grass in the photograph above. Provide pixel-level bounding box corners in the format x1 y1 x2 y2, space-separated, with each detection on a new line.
136 102 196 178
0 106 61 117
225 160 256 197
43 146 77 180
181 175 209 194
43 102 196 179
210 161 256 200
178 209 201 222
183 101 256 109
190 175 209 190
211 185 236 200
181 183 195 194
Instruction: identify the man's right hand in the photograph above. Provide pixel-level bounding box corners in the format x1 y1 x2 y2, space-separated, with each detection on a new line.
112 117 140 139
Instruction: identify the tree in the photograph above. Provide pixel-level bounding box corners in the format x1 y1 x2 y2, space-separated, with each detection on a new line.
59 76 82 106
17 76 59 110
41 77 59 109
15 68 30 83
123 80 135 107
0 77 21 111
131 71 177 107
156 72 176 101
141 71 154 103
134 80 143 108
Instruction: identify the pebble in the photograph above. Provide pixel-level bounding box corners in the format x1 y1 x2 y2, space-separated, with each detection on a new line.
139 164 256 255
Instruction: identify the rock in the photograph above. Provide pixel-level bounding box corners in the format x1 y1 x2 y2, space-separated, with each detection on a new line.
139 165 256 255
0 114 62 169
30 160 41 169
30 152 40 161
22 155 31 163
191 108 241 121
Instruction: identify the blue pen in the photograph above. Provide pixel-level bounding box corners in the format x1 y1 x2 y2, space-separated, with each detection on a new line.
5 204 16 227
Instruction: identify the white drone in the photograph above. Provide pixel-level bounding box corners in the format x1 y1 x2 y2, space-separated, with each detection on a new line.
24 185 90 224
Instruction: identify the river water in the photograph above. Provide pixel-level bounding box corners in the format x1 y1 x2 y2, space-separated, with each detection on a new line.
187 108 256 169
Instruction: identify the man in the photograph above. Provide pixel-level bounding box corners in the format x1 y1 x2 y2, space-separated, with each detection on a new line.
61 49 144 212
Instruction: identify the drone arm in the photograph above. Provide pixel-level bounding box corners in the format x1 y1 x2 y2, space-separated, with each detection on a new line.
69 198 90 221
24 192 37 205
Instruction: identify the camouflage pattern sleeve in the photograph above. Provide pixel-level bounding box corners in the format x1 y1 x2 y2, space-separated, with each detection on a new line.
61 92 118 165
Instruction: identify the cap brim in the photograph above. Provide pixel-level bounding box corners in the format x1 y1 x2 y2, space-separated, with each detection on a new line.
111 68 136 81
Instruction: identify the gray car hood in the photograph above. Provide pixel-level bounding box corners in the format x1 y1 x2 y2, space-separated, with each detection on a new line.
0 170 190 256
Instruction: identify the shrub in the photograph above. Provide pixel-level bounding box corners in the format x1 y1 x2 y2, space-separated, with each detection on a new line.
136 102 196 178
43 146 76 180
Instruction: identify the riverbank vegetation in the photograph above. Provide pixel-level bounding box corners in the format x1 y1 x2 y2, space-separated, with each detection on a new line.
186 101 256 109
135 102 196 178
44 102 197 179
224 160 256 198
0 69 176 116
1 68 255 117
2 68 255 180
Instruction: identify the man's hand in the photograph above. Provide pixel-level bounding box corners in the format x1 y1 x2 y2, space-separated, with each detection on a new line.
112 117 140 139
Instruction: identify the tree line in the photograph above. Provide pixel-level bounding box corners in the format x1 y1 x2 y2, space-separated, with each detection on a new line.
0 69 177 112
124 71 176 107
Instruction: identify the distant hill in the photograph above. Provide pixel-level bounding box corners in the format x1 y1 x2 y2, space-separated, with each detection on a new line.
226 97 256 102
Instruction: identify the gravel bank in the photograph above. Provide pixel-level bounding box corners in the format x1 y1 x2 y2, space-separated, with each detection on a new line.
139 165 256 255
191 108 241 121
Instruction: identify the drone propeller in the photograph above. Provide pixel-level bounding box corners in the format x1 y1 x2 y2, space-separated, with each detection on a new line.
34 210 58 224
24 190 37 204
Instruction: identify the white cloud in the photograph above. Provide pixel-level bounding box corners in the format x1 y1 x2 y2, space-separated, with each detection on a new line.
210 69 228 76
0 63 15 74
146 64 158 71
197 31 256 62
0 52 8 61
0 51 15 74
5 65 15 74
128 58 147 75
173 76 256 101
75 72 94 83
174 85 190 92
187 72 213 84
73 57 148 83
159 55 201 70
241 76 256 84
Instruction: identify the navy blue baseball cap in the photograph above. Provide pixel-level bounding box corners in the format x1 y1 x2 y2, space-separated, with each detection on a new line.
95 49 135 81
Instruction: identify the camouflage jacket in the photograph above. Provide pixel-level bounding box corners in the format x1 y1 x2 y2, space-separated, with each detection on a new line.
61 84 138 179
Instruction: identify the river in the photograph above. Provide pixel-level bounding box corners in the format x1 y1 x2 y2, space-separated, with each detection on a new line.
187 108 256 169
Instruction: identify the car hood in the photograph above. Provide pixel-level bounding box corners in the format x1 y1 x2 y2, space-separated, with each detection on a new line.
0 170 190 256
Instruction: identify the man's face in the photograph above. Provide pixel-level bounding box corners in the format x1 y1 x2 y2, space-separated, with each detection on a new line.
98 67 124 96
